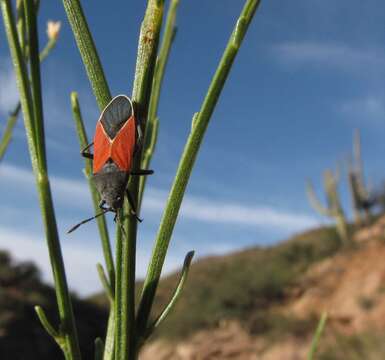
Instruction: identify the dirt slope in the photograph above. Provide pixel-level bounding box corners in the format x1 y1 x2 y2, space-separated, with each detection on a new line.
140 216 385 359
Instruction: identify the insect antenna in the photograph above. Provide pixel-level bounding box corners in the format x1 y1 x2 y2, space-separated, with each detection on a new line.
67 209 109 234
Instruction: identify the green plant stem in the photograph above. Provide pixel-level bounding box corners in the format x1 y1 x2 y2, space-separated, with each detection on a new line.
62 0 111 110
24 0 46 167
0 104 20 162
39 37 58 62
1 1 81 358
0 37 58 162
308 312 328 360
103 310 115 360
115 1 166 358
71 92 115 287
138 0 179 207
136 0 261 339
16 0 26 53
114 221 125 359
95 338 105 360
143 251 194 341
97 263 113 303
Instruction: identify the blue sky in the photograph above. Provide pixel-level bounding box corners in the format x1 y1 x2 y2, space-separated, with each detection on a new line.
0 0 384 295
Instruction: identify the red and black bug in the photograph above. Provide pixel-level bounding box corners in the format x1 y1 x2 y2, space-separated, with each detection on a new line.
68 95 153 233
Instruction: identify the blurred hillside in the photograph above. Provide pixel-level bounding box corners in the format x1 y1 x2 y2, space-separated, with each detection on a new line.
0 251 108 359
4 217 385 358
140 216 385 359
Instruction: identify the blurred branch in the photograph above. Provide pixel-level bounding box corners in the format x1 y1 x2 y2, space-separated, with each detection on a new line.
308 312 328 360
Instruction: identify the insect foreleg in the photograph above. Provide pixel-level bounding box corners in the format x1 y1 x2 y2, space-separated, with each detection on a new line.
81 142 94 159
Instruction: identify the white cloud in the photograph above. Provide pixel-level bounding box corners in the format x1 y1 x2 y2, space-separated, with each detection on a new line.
0 162 91 206
0 164 320 295
0 225 191 296
339 96 385 122
144 189 318 232
1 163 318 232
273 41 385 72
0 226 102 295
0 59 19 113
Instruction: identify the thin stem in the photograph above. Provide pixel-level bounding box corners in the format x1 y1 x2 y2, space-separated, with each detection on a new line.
24 0 46 168
96 263 113 303
16 0 26 54
114 221 124 359
308 312 328 360
95 338 105 360
35 305 60 340
103 310 115 360
62 0 111 110
146 0 178 129
138 0 179 207
1 0 37 167
39 37 58 62
0 104 20 162
131 0 164 133
144 251 194 341
0 36 58 162
114 1 166 358
136 0 262 337
1 1 81 358
138 116 159 207
71 92 115 287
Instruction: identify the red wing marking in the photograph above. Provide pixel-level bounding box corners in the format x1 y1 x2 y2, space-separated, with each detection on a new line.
93 116 136 173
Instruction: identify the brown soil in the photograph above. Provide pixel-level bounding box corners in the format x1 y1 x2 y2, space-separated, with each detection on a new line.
140 216 385 359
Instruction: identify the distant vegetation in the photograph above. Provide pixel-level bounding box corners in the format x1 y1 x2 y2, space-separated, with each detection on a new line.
0 251 108 360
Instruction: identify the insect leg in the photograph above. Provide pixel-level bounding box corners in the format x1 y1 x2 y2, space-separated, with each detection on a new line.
81 142 94 159
130 169 154 176
125 190 143 222
98 199 107 209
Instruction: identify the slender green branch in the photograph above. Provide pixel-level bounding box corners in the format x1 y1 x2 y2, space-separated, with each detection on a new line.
39 37 58 62
62 0 111 110
138 116 159 206
146 0 178 128
136 0 261 337
114 1 166 359
308 312 328 360
71 92 115 287
16 0 26 53
24 0 46 168
0 104 20 161
1 0 37 167
0 34 59 162
114 221 125 359
97 263 113 303
35 306 60 340
103 310 115 360
95 338 105 360
138 0 179 207
1 1 81 358
144 251 194 341
131 0 164 132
